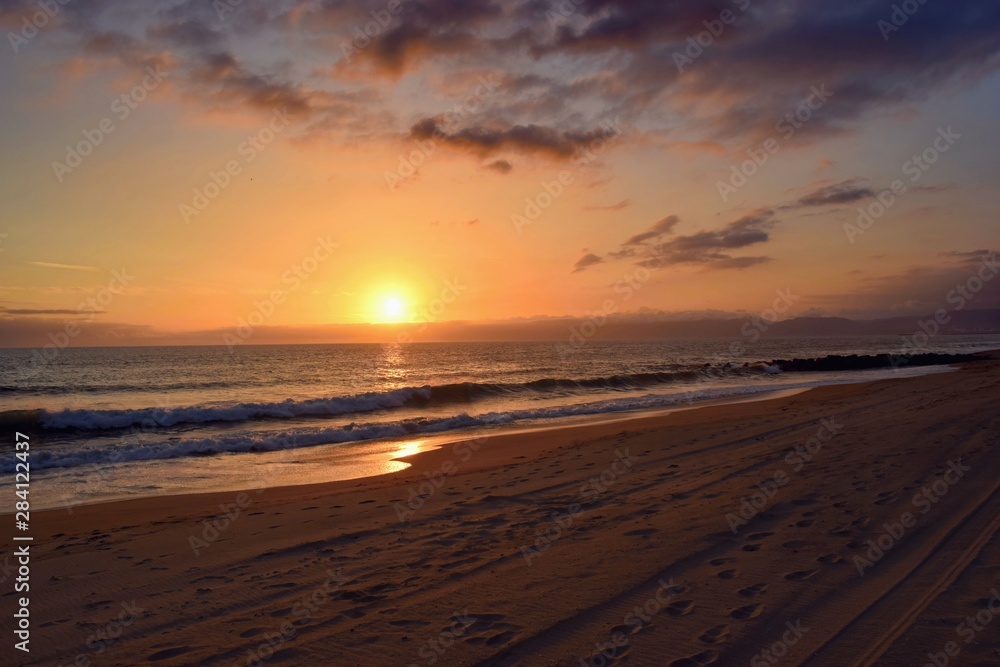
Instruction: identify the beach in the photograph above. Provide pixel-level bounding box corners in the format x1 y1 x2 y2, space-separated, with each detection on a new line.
17 355 1000 667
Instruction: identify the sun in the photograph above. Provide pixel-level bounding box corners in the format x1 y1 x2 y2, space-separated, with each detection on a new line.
380 296 406 323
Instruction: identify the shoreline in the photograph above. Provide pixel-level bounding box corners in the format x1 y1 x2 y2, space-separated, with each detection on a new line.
15 354 1000 666
27 363 963 511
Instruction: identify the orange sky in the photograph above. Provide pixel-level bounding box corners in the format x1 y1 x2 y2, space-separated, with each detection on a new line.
1 1 998 345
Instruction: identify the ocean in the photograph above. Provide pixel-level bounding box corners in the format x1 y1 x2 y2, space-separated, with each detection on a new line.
3 335 998 509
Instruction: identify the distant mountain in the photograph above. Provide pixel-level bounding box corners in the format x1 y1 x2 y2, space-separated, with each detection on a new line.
422 309 1000 342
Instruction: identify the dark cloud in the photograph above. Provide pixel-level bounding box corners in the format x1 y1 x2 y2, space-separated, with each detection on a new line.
306 0 509 77
667 211 774 253
795 179 876 207
485 159 513 174
632 211 776 270
409 117 616 159
147 19 224 50
15 0 1000 155
940 249 997 265
572 252 604 273
595 211 776 271
622 215 680 246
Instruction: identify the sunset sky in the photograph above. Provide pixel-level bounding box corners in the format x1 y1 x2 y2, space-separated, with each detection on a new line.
1 0 998 345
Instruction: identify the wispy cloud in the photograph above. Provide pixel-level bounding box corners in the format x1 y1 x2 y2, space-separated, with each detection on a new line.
585 199 632 212
28 261 100 272
572 252 604 273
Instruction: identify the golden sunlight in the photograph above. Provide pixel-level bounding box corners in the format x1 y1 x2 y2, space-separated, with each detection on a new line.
379 295 406 323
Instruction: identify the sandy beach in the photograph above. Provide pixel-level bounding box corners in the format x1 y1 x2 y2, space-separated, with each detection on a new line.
15 355 1000 666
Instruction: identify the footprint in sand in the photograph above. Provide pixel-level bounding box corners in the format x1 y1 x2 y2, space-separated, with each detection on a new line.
624 529 658 537
742 543 762 552
486 631 517 647
709 558 736 566
782 540 812 550
747 532 774 540
239 628 266 638
795 519 815 528
873 491 898 505
148 647 194 662
784 569 819 581
610 623 641 637
667 600 696 616
699 625 731 644
717 569 740 580
730 603 764 620
817 554 844 564
670 650 719 666
738 583 768 598
460 613 522 645
389 619 430 628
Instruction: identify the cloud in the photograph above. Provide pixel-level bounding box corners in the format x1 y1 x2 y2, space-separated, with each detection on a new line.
585 199 632 212
794 179 876 207
25 0 999 156
409 117 617 160
28 261 100 272
485 159 513 174
572 252 604 273
585 210 778 271
622 215 680 246
0 307 101 316
625 211 777 270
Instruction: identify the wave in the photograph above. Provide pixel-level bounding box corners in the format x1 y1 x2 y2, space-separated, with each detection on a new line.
10 365 958 473
36 365 776 431
13 381 802 472
23 352 978 432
